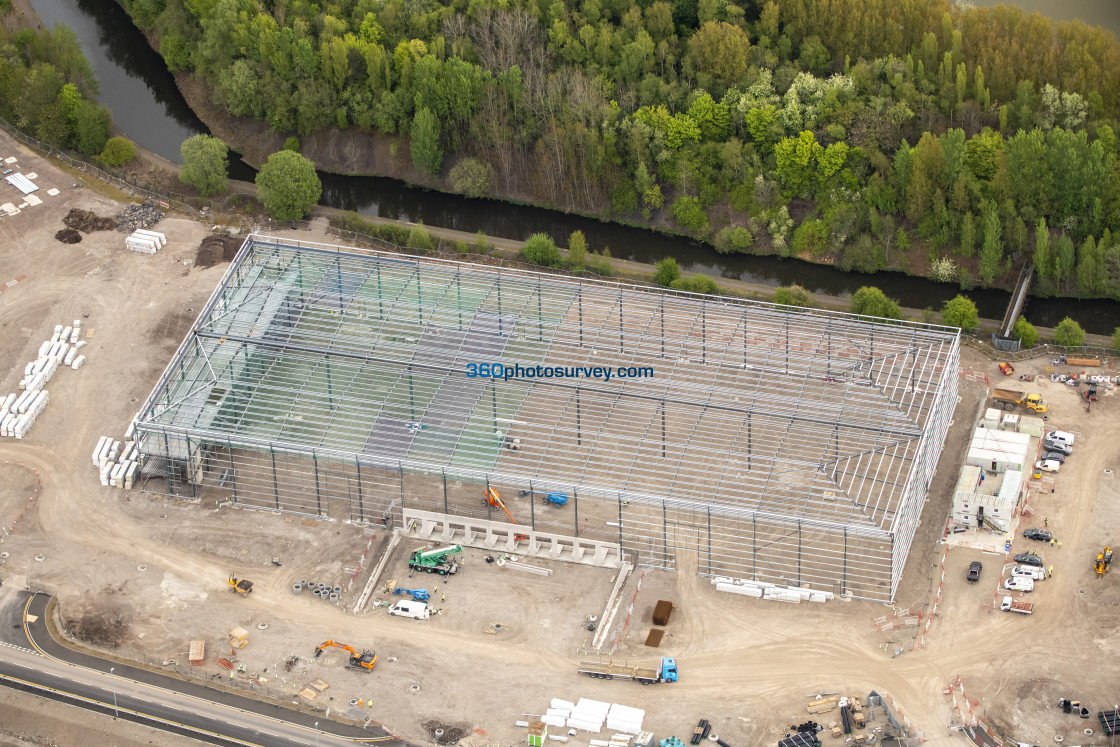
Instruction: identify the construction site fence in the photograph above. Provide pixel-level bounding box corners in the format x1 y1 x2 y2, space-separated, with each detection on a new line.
0 114 234 217
962 336 1116 363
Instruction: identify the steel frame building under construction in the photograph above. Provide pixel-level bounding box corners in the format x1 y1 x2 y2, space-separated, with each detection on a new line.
134 235 960 602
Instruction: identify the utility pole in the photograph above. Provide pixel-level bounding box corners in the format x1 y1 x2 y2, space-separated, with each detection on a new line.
315 721 320 747
109 667 118 719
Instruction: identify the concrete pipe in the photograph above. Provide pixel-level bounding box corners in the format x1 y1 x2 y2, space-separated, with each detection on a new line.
435 729 445 741
333 585 342 595
300 579 308 588
293 584 303 594
329 593 339 603
311 588 321 598
350 699 359 707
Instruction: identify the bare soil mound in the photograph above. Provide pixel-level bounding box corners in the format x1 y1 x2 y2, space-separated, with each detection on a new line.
62 208 117 232
194 234 243 268
54 228 82 244
65 608 131 649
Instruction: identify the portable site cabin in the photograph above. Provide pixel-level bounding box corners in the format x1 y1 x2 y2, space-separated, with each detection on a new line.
951 465 1020 532
964 428 1031 474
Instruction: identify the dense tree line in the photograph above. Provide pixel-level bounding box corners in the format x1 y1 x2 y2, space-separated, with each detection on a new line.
0 25 121 161
114 0 1120 298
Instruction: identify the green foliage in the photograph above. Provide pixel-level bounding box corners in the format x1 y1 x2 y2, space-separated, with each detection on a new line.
670 274 719 294
978 201 1003 284
1032 218 1051 279
1112 327 1120 355
283 137 300 152
849 286 901 320
839 234 884 273
255 150 321 219
1013 316 1040 347
521 233 562 267
940 295 979 332
611 180 639 215
1052 317 1085 348
474 230 490 254
567 231 588 274
654 257 682 287
958 211 976 257
791 219 829 257
410 107 443 175
179 134 229 197
672 197 709 235
98 137 137 167
712 225 754 254
774 131 848 198
773 284 813 308
407 224 435 253
448 157 496 198
74 100 110 156
687 21 750 89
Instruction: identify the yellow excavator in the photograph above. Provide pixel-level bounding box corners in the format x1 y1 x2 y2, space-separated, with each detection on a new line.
227 573 253 597
314 640 376 672
1095 547 1113 576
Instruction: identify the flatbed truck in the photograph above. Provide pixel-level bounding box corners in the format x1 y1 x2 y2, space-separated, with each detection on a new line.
991 389 1048 413
1000 596 1033 614
577 657 678 684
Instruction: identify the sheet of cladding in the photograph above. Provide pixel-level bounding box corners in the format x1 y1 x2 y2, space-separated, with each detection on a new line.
38 341 52 357
132 229 167 247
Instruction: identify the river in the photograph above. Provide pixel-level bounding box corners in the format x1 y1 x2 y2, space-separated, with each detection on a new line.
26 0 1120 334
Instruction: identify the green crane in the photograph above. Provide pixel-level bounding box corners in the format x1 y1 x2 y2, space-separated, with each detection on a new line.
408 544 462 576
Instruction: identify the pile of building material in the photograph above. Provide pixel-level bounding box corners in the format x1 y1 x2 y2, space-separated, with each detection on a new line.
711 576 832 603
1 320 87 439
114 201 164 232
606 704 645 734
806 696 838 715
126 228 167 254
91 436 140 489
540 698 644 735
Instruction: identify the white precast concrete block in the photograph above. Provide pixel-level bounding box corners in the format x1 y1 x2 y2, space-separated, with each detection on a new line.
93 436 109 466
551 699 576 711
541 716 567 728
715 582 763 597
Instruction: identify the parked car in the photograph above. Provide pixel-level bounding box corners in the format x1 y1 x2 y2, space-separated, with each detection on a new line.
1035 459 1061 473
1015 553 1044 567
967 561 982 583
1043 439 1073 455
1041 451 1067 463
1012 565 1045 580
1004 577 1035 592
1024 528 1053 541
1046 430 1076 447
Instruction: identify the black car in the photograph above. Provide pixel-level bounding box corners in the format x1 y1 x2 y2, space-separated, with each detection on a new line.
1042 451 1067 463
1015 552 1044 567
1024 528 1052 541
967 561 982 583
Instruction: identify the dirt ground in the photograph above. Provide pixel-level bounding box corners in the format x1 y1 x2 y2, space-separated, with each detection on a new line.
2 130 1120 747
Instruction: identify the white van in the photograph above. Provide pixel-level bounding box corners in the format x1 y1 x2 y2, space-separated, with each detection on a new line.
1011 566 1044 580
1046 430 1076 447
1004 577 1034 593
388 600 431 620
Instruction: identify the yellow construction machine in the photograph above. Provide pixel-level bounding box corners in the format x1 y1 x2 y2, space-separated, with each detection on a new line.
314 640 376 672
227 573 254 597
1095 547 1113 576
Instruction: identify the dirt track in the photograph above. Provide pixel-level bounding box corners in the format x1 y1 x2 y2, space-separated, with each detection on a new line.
1 131 1119 747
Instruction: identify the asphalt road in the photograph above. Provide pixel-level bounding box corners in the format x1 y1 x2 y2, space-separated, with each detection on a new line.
0 590 401 746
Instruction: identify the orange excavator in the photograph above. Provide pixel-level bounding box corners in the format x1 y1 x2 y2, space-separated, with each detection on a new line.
314 640 376 672
484 487 529 541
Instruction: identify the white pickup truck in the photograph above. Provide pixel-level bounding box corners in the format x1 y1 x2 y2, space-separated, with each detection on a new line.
1000 596 1033 614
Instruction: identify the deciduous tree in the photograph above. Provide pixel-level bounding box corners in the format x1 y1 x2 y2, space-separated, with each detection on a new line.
180 134 229 196
255 149 322 219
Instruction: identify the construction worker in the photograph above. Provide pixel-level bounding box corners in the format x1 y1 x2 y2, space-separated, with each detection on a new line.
1044 518 1048 527
1048 565 1054 579
441 593 445 602
1050 538 1055 548
1057 540 1062 549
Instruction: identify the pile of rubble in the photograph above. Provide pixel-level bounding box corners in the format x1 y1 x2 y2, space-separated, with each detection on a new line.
63 208 117 232
54 229 82 244
114 201 164 233
194 234 243 268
